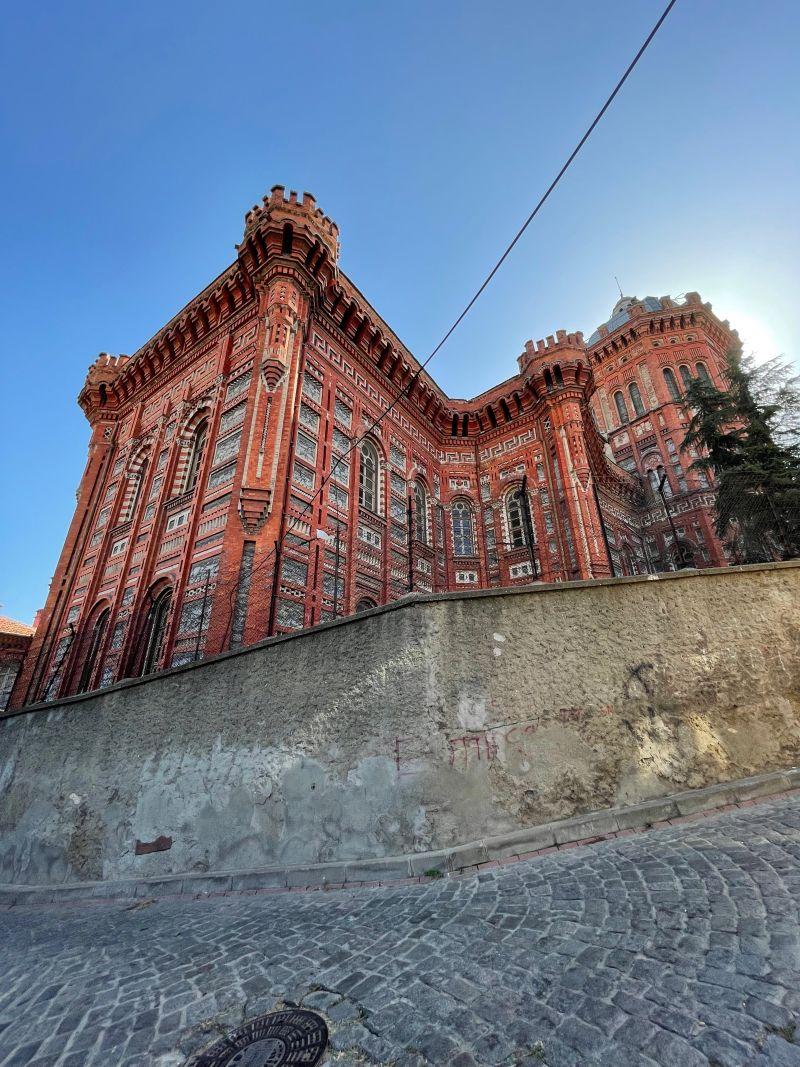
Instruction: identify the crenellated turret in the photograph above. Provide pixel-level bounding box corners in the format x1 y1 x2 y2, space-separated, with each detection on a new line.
518 329 592 401
238 186 340 297
78 352 130 424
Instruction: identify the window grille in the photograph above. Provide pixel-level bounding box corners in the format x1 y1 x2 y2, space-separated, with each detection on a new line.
506 492 526 549
302 373 322 404
413 481 428 544
359 440 379 512
614 391 630 425
629 382 646 417
451 501 475 556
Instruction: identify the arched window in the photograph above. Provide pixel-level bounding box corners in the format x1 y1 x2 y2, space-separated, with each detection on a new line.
696 362 710 382
621 544 636 577
629 382 646 417
126 458 148 520
75 606 110 695
355 597 377 613
553 365 564 387
614 391 630 425
663 368 681 401
184 419 208 493
281 223 294 255
358 440 379 512
506 490 527 549
648 465 672 499
413 481 428 544
140 587 172 677
451 501 475 557
679 364 693 388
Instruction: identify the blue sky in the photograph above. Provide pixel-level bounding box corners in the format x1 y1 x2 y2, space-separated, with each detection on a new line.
1 0 798 624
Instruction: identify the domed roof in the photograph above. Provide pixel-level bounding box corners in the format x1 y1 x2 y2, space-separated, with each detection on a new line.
586 295 664 346
611 295 637 317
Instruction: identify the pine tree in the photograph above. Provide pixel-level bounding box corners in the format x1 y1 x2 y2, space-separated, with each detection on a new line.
681 347 800 562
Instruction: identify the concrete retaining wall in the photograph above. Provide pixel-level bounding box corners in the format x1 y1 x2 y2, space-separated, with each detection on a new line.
2 563 799 888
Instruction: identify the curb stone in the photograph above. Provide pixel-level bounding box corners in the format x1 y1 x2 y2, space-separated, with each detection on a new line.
0 767 797 907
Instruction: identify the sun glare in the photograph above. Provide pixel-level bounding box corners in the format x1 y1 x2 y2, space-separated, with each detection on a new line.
721 307 783 364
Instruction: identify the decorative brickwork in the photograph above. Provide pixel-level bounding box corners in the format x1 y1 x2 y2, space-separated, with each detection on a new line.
9 188 738 709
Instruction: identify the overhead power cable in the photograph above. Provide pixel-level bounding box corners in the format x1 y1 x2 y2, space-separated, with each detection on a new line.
212 0 680 639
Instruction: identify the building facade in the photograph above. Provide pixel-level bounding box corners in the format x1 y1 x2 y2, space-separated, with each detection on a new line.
0 616 35 711
10 186 738 710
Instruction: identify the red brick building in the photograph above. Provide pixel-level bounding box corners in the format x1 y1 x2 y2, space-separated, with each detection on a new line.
1 616 35 711
10 186 738 709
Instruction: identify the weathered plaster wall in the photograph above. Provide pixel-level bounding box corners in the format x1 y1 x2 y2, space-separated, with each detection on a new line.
2 563 799 887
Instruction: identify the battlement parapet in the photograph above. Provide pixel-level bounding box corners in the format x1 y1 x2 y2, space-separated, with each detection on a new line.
86 352 130 380
78 353 130 421
517 330 585 372
242 184 340 263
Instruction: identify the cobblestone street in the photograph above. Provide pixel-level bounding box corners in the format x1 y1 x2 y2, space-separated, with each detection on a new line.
1 796 799 1067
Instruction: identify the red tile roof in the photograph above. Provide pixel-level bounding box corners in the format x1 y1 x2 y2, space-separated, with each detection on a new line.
0 615 35 638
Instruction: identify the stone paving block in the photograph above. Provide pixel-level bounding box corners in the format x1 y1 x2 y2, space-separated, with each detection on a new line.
553 811 619 845
135 878 184 898
613 798 678 829
449 842 489 869
181 874 232 895
408 850 450 876
484 823 557 860
228 868 287 891
286 864 347 888
344 857 411 882
673 781 740 815
91 880 138 899
734 772 792 801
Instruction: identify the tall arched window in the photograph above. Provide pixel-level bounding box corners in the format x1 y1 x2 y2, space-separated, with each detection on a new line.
184 419 208 493
648 465 672 499
629 382 646 418
451 501 475 557
663 368 681 401
696 362 710 382
506 490 527 549
140 587 172 676
358 440 379 512
75 606 110 695
614 391 630 425
413 481 428 544
126 458 148 520
679 364 693 388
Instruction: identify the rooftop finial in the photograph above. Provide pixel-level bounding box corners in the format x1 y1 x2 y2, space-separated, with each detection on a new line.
614 275 624 300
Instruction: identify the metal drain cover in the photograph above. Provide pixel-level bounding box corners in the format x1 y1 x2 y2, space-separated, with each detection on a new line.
188 1009 328 1066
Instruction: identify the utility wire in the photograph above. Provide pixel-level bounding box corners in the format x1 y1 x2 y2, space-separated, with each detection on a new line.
217 0 681 641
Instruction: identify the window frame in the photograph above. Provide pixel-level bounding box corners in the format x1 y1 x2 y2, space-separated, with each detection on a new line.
184 419 209 493
451 499 476 557
358 439 380 513
628 381 646 418
663 367 681 402
413 480 429 545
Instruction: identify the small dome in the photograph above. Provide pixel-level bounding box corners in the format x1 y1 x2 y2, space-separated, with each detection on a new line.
611 296 637 317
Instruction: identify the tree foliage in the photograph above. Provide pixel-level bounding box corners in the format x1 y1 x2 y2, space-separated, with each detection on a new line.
681 348 800 562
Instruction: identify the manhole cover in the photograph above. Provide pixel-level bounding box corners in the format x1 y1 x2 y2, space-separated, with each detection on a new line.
187 1009 328 1067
